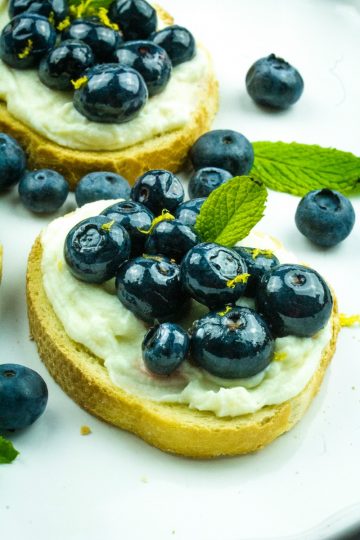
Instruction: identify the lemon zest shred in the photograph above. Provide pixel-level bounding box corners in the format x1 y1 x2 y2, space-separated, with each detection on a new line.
273 351 287 362
339 313 360 328
252 248 274 259
48 10 55 26
71 76 88 90
217 305 232 316
18 39 33 59
57 260 64 272
226 273 250 289
138 209 175 235
98 7 119 30
101 220 115 231
142 254 164 262
57 16 71 31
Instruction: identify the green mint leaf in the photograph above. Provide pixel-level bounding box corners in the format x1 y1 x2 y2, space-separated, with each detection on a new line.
0 436 19 464
194 176 267 246
252 141 360 196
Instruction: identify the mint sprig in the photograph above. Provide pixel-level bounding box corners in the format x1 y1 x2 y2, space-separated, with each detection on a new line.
252 141 360 197
0 436 19 464
194 176 267 246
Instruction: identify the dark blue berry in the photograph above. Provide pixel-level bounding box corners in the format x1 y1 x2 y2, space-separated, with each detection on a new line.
62 19 123 63
113 40 171 96
188 167 232 199
131 169 184 215
0 133 27 191
151 25 195 67
189 130 254 177
246 54 304 109
142 323 190 376
109 0 157 41
73 63 148 123
190 307 274 379
232 246 280 297
256 263 333 337
9 0 68 23
64 215 131 284
75 171 131 207
144 219 200 262
180 242 249 309
174 198 205 227
0 14 57 69
295 189 356 247
18 169 69 213
0 364 48 430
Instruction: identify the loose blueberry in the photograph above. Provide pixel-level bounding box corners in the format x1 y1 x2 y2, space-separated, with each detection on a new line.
256 263 333 337
232 246 280 297
0 363 48 431
180 242 249 309
190 307 274 379
64 215 131 284
174 198 206 227
189 130 254 177
188 167 233 199
246 54 304 109
131 169 184 215
113 40 171 96
142 322 190 376
75 171 131 207
0 133 27 191
144 219 200 262
73 63 148 123
116 255 188 323
109 0 157 41
295 189 356 247
9 0 68 23
151 25 195 67
18 169 69 213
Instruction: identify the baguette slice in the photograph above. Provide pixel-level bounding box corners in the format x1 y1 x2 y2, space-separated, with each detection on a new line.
26 237 340 459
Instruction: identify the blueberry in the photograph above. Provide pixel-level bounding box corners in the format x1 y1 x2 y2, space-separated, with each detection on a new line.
131 169 184 215
0 14 57 69
142 323 190 376
246 54 304 109
232 246 280 297
18 169 69 213
174 198 206 227
116 255 188 323
73 63 148 123
101 200 154 256
75 171 131 207
39 39 95 91
144 219 200 262
180 243 249 309
151 25 195 67
64 215 131 284
0 364 48 431
109 0 157 41
295 189 356 247
189 130 254 177
256 263 333 337
0 133 26 191
188 167 233 199
190 307 274 379
9 0 68 23
113 40 171 97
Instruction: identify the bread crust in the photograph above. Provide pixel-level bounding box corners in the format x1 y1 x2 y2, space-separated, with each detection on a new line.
26 237 340 458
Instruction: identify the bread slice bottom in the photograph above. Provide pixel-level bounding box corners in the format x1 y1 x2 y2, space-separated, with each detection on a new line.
26 238 340 458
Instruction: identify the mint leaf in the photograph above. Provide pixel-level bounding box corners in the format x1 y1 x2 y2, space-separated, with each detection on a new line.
252 141 360 196
0 436 19 464
194 176 267 246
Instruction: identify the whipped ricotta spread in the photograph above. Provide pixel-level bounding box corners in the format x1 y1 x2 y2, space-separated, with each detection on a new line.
40 200 333 417
0 0 210 151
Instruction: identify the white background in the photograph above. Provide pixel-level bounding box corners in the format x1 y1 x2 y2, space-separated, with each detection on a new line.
1 1 360 539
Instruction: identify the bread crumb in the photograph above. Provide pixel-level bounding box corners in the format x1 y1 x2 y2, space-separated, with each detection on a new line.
80 425 91 435
339 313 360 328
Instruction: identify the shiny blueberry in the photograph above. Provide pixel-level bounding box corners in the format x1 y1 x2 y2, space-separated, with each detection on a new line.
142 322 190 376
75 171 131 207
131 169 184 215
151 25 195 67
18 169 69 213
295 189 356 247
0 133 27 191
9 0 68 23
0 13 57 69
39 39 95 91
246 54 304 109
64 215 131 284
256 263 333 337
144 219 200 262
190 307 274 379
188 167 232 199
113 40 171 97
73 63 148 123
189 130 254 177
101 200 154 256
116 256 188 323
174 198 205 227
0 364 48 431
232 246 280 297
62 19 123 63
180 243 249 309
109 0 157 41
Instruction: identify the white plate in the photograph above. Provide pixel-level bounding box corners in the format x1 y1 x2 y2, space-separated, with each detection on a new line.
1 1 360 539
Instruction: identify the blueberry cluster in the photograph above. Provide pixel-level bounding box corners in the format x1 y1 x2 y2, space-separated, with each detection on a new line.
64 168 334 380
0 0 196 123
